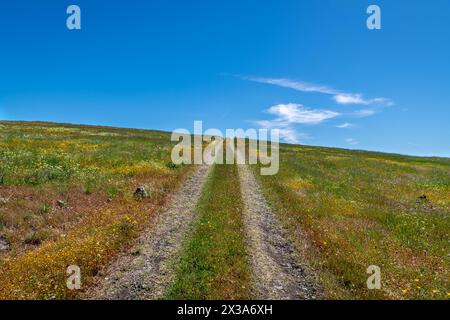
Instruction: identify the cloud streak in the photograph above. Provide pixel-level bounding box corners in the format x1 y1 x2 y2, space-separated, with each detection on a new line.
353 109 377 117
345 138 359 145
245 76 337 95
277 128 309 144
253 103 339 143
267 103 340 125
243 76 393 106
336 122 354 128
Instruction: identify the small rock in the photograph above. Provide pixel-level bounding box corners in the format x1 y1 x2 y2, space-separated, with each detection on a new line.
284 262 292 269
57 200 66 208
0 236 10 251
130 248 141 256
134 186 148 198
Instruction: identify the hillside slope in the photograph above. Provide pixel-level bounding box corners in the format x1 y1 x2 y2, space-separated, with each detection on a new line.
0 121 191 298
0 121 448 300
253 143 449 299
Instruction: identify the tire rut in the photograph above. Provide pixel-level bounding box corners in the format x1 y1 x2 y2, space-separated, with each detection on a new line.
237 164 319 300
89 164 211 300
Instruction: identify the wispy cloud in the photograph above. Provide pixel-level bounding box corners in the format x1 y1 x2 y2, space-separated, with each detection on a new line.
243 76 393 106
333 94 366 105
253 103 338 144
277 128 310 144
345 138 359 145
333 94 393 106
244 76 337 95
266 103 340 125
353 109 377 117
336 122 354 128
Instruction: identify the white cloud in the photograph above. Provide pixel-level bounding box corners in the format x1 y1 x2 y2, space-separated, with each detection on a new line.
333 94 393 106
267 103 340 125
243 76 393 106
244 76 337 95
353 109 377 117
254 119 286 129
252 103 338 144
333 94 366 105
336 122 354 128
277 128 305 144
345 138 359 145
370 98 394 106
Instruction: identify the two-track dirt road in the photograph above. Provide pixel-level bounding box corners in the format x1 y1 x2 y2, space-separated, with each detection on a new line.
89 160 319 299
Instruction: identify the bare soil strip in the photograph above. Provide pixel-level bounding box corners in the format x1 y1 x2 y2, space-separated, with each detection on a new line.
237 164 319 299
88 164 211 299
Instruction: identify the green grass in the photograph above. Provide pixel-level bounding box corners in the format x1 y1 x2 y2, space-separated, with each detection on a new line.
165 164 252 300
0 121 191 299
1 121 448 300
253 144 450 300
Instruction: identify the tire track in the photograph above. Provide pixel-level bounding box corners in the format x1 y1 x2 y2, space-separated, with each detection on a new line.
237 164 319 299
89 164 211 300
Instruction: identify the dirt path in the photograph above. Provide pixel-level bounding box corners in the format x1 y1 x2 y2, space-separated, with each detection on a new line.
88 164 211 299
237 164 319 299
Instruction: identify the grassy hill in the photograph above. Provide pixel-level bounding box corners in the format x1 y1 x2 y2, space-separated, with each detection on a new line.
253 144 449 299
0 121 190 299
0 121 448 299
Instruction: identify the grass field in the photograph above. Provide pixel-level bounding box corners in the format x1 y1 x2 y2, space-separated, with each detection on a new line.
0 121 448 300
0 121 190 299
253 144 450 299
165 164 252 300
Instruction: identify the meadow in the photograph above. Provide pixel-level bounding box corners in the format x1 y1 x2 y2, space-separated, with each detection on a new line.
165 164 252 299
0 121 190 299
0 121 448 300
253 144 450 299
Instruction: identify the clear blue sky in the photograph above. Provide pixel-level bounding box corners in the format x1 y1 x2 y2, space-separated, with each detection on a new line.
1 0 449 157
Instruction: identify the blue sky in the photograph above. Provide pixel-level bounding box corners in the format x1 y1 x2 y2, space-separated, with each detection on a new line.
1 0 449 157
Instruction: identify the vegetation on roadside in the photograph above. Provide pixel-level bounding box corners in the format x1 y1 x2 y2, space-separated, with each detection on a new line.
1 122 448 300
0 121 191 299
165 164 252 300
253 144 450 300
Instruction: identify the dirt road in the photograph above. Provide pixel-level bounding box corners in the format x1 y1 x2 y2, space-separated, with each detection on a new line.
238 164 319 299
89 164 211 299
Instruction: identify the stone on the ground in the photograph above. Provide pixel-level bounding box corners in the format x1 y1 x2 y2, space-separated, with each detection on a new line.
0 236 10 251
134 186 148 198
